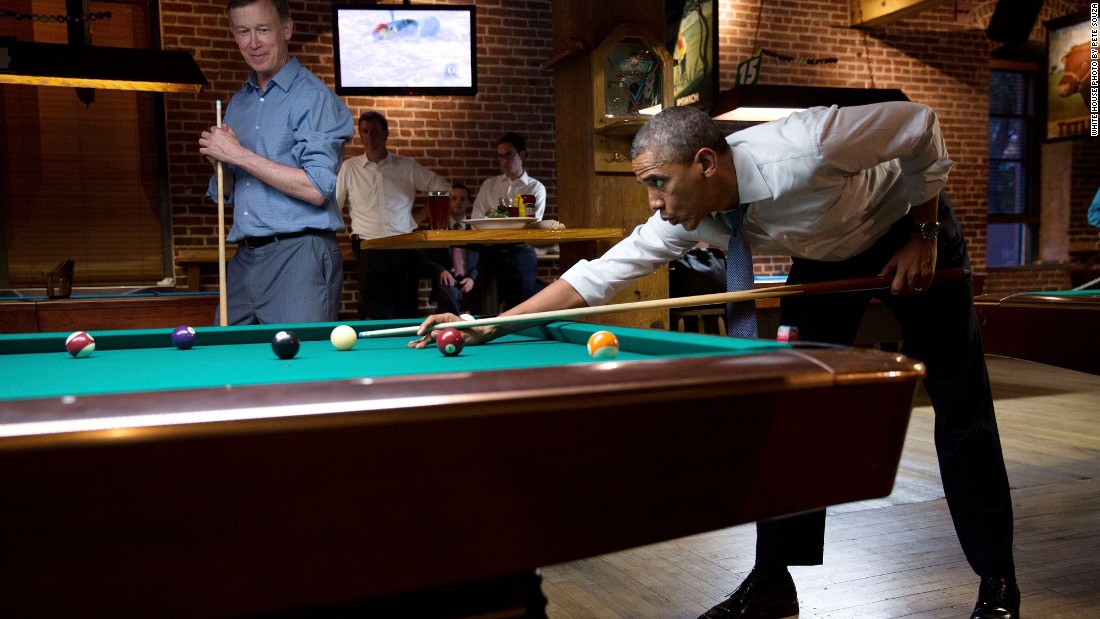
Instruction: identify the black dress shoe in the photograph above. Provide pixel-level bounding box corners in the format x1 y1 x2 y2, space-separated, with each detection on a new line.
971 576 1020 619
700 566 798 619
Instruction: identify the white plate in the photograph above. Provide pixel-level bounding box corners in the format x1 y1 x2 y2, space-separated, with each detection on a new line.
464 217 536 230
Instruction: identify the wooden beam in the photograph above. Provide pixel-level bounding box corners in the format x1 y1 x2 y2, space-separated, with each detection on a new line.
850 0 955 28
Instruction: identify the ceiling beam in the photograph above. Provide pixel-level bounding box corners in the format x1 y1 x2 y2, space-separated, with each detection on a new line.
849 0 956 28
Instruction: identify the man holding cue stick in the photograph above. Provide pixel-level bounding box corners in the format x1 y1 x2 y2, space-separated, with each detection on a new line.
411 102 1019 619
199 0 353 325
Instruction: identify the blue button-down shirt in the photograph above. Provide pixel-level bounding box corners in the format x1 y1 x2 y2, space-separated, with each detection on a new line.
207 57 354 241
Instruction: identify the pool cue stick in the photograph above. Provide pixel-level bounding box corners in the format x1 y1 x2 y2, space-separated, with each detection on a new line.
360 267 969 338
216 99 228 327
1073 273 1100 291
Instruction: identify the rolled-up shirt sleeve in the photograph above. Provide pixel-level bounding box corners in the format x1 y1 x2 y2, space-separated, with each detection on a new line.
291 88 355 202
561 212 702 306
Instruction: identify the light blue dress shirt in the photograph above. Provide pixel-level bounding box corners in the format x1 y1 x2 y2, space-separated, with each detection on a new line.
206 57 354 241
563 102 954 305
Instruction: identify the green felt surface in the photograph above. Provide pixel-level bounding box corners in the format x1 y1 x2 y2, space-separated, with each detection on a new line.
0 320 787 401
1023 289 1100 297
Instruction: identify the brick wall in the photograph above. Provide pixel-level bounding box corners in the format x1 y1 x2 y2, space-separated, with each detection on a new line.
160 0 1096 318
719 0 1095 285
984 265 1073 293
161 0 555 318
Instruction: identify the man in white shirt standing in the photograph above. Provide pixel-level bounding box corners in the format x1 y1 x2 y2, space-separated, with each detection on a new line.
415 103 1019 619
470 132 548 312
336 111 450 319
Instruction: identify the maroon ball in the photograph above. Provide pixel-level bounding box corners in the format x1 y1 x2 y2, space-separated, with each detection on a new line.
436 328 464 357
65 331 96 358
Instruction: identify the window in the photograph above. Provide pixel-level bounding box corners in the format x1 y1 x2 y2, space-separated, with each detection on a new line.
986 70 1039 267
0 1 166 289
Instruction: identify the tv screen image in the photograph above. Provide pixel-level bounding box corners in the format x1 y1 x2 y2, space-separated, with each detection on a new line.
333 5 477 96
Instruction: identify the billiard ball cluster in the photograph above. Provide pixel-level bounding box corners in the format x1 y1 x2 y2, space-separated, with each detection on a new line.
63 323 625 361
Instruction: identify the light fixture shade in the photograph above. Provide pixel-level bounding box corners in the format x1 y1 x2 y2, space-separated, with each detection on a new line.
0 38 207 94
710 84 909 122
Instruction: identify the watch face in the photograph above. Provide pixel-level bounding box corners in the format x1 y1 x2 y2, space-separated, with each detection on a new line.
919 221 940 239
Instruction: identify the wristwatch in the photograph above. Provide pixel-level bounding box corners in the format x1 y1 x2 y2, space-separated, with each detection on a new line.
914 220 941 241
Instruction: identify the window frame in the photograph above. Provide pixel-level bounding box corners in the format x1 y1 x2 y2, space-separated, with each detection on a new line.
986 66 1042 266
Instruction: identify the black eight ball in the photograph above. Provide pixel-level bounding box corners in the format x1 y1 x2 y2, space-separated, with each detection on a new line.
271 330 300 359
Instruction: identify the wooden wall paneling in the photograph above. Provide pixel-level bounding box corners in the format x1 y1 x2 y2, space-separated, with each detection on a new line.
551 2 671 330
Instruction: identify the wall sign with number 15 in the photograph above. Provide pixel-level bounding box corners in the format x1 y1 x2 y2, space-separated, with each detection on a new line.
736 55 762 85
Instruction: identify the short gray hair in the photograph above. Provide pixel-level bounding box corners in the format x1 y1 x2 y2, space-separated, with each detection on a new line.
631 106 729 165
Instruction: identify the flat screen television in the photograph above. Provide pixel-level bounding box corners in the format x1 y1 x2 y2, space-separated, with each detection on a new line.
332 4 477 96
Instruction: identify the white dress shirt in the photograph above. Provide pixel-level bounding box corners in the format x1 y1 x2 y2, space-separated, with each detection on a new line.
471 172 547 220
335 152 450 239
562 102 954 306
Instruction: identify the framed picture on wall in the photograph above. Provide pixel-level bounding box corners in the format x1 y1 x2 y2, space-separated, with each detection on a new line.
1044 10 1093 140
665 0 719 111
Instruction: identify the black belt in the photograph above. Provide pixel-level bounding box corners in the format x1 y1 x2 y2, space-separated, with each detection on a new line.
238 230 318 249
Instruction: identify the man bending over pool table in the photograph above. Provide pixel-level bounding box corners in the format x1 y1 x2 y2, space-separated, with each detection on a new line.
413 102 1019 619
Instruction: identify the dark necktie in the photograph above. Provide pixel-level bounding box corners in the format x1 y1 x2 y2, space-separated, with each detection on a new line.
451 223 466 277
723 206 758 339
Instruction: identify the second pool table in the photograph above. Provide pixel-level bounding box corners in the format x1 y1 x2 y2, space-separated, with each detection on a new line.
0 320 924 617
975 289 1100 374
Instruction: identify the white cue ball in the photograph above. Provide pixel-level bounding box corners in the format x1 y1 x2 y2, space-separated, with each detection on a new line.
330 324 357 351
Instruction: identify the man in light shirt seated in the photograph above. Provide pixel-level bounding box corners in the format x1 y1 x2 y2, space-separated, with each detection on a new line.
420 183 480 315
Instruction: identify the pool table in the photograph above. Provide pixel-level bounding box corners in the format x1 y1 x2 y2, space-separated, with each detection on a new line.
975 289 1100 374
0 320 923 617
0 291 218 334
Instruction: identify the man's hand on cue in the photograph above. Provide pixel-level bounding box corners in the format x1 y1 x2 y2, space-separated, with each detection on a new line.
408 313 497 349
881 234 938 296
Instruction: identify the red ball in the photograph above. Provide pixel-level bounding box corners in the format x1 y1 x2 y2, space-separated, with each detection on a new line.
776 325 799 343
436 328 464 356
65 331 96 358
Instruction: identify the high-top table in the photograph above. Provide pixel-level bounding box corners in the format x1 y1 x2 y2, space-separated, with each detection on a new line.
356 227 623 250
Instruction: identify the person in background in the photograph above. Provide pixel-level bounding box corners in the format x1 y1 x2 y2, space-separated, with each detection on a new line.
414 103 1019 619
199 0 353 324
336 110 450 319
1088 186 1100 228
470 132 548 312
421 183 480 315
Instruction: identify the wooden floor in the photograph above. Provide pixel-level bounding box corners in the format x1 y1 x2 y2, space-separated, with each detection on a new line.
542 356 1100 618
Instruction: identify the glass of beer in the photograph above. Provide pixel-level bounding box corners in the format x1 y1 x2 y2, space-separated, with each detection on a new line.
428 190 450 230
